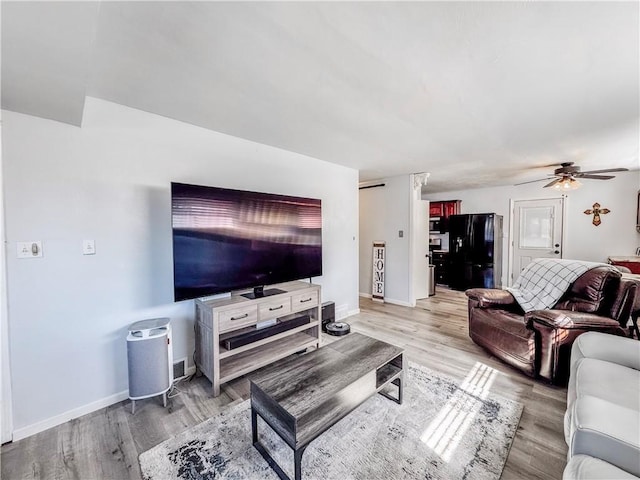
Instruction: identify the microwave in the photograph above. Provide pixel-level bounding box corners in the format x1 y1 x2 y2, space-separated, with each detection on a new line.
429 218 443 233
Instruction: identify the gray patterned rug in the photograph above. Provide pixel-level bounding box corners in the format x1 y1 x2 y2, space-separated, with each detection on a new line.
140 362 523 480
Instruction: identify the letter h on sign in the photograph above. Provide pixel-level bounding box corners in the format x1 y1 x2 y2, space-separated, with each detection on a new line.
372 241 386 302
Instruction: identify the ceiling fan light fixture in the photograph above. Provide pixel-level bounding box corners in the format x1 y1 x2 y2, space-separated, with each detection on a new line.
554 177 581 190
515 162 628 188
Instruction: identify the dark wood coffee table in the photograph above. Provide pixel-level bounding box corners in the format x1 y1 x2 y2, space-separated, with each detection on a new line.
250 332 404 480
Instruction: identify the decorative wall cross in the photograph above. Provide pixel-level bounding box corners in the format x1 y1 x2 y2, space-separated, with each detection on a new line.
584 202 610 226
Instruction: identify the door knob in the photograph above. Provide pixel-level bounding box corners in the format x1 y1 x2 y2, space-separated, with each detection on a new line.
554 243 560 248
554 250 560 254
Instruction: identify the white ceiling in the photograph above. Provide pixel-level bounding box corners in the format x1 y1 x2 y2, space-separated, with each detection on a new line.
2 1 638 192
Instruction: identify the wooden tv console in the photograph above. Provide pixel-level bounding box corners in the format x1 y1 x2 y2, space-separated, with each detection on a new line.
194 281 321 396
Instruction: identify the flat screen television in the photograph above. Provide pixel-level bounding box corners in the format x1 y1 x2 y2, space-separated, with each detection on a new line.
171 182 322 301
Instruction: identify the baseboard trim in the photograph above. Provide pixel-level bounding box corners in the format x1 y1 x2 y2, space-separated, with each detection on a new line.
12 365 198 441
384 298 413 307
12 390 130 441
358 293 412 307
335 303 349 321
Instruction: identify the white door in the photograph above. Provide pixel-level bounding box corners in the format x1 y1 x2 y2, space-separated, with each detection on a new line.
1 288 10 444
410 181 430 302
1 123 11 444
509 197 565 285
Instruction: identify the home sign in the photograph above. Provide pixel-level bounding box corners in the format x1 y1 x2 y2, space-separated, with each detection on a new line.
372 241 386 302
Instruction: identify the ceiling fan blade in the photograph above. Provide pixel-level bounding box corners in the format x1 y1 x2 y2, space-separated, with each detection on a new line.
514 177 553 186
579 167 629 174
577 174 615 180
543 178 562 188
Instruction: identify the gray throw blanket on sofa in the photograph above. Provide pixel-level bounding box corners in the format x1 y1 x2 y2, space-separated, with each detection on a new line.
506 258 608 312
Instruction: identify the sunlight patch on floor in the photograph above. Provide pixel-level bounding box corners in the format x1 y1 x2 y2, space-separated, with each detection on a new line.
420 362 498 461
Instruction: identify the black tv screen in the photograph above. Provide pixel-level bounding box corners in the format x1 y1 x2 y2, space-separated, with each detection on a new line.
171 182 322 301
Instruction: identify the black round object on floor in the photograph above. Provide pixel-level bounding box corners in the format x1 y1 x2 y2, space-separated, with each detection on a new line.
326 322 350 336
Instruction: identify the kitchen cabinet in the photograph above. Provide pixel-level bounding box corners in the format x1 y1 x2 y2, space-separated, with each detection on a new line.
429 202 444 217
429 200 461 233
429 200 461 218
432 251 450 285
443 200 461 218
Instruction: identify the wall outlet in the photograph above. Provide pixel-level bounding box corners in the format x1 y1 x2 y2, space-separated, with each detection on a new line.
17 241 42 258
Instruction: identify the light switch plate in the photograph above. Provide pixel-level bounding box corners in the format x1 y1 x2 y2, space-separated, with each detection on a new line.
17 241 43 258
83 239 96 255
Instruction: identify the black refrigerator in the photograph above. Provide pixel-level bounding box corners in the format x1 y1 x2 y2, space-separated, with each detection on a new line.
448 213 503 291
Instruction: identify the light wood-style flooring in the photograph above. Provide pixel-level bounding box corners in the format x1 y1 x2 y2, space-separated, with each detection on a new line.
1 287 568 479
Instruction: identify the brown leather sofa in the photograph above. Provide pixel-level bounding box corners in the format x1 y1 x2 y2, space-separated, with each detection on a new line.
465 266 638 384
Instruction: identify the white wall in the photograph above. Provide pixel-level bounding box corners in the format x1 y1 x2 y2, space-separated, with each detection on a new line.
2 98 359 437
359 176 413 305
424 170 640 285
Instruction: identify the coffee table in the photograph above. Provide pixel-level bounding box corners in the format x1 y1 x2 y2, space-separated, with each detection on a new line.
250 332 404 480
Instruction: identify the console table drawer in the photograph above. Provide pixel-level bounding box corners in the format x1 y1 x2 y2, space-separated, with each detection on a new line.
219 305 258 332
258 298 292 320
291 290 319 310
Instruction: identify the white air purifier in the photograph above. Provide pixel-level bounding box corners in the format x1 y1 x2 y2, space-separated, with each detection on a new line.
127 318 173 414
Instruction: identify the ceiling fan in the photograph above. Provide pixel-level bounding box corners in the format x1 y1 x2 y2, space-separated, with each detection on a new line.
516 162 629 190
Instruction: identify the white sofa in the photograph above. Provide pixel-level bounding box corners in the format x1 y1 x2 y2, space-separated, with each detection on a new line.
563 332 640 479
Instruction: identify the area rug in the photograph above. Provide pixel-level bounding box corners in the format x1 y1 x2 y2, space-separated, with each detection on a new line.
140 362 523 480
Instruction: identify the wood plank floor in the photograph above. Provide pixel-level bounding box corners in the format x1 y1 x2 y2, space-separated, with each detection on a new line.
1 287 568 479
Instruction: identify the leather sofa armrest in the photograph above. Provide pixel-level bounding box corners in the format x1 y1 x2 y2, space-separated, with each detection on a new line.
465 289 516 309
526 310 626 384
526 310 622 330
